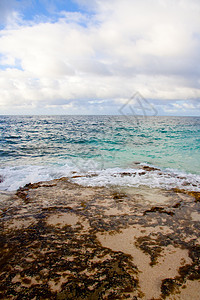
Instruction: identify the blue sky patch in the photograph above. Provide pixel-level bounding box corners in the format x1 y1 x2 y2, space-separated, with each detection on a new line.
22 0 83 21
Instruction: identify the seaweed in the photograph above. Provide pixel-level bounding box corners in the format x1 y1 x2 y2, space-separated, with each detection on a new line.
112 192 127 200
173 188 200 202
0 214 139 299
161 278 179 297
144 206 174 216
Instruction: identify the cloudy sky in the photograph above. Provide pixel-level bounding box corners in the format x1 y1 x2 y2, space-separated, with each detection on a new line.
0 0 200 115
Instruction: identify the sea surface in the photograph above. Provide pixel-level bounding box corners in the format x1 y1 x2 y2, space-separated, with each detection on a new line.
0 115 200 191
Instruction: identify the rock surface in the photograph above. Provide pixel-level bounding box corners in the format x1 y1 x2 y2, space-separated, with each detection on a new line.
0 178 199 299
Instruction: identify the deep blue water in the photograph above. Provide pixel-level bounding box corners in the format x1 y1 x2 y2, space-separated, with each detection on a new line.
0 115 200 191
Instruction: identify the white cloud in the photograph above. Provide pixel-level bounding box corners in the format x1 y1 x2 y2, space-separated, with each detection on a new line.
0 0 200 115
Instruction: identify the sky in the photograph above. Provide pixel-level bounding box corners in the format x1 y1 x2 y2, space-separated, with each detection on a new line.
0 0 200 115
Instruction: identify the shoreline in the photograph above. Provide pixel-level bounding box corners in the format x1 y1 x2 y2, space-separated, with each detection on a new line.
0 178 200 299
1 161 200 194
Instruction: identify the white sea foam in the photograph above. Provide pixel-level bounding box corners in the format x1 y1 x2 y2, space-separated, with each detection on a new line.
0 165 71 191
72 167 200 191
0 158 101 191
0 161 200 192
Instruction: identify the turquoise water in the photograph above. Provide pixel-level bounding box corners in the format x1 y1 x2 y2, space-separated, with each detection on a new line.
0 115 200 191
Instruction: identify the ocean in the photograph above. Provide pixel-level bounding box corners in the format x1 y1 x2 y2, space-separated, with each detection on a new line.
0 115 200 191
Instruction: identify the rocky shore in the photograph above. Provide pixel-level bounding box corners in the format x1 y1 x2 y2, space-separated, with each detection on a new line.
0 178 199 299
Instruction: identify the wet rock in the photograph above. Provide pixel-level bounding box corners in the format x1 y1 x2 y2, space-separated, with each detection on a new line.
16 189 30 203
120 172 136 177
142 166 160 172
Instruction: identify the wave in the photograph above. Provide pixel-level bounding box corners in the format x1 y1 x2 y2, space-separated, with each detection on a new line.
0 160 200 192
72 166 200 192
